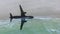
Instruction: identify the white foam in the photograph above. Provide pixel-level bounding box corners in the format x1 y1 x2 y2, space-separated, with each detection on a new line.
34 16 52 20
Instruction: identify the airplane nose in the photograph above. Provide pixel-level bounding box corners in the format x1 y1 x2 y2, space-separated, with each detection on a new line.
31 16 34 18
27 16 34 19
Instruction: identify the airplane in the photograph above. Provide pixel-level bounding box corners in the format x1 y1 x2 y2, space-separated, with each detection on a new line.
9 5 34 30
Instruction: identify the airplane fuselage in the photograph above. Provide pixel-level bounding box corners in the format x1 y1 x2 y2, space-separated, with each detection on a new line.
11 16 34 19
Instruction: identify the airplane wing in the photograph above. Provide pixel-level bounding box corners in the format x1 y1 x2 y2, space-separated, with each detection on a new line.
19 5 26 16
20 18 27 30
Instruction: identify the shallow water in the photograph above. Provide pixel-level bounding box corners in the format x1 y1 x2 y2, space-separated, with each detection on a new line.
0 18 60 34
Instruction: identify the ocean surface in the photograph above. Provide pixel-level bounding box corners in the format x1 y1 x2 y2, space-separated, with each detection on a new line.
0 17 60 34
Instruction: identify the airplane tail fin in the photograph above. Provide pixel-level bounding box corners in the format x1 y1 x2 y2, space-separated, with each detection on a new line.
10 13 13 22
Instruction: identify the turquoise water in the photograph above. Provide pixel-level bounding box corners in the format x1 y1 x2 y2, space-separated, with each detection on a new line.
0 18 60 34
